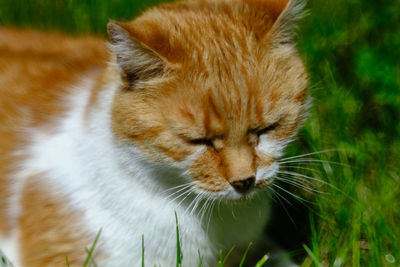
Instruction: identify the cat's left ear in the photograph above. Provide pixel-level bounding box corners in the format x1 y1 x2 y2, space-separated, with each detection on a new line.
267 0 307 46
107 22 168 86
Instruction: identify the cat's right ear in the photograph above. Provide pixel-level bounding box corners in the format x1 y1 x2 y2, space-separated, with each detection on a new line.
267 0 307 46
107 22 167 86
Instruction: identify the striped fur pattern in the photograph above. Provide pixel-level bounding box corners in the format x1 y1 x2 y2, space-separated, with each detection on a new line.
0 0 308 266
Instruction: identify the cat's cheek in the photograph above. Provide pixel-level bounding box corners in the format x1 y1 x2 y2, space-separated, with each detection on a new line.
187 148 229 192
174 145 207 169
255 162 279 185
256 135 287 158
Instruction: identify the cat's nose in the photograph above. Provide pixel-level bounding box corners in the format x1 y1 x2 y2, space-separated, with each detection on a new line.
230 176 255 194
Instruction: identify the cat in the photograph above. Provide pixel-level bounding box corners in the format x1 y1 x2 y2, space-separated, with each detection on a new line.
0 0 309 266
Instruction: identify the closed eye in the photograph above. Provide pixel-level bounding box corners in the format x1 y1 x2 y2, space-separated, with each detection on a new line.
252 122 280 136
189 138 214 147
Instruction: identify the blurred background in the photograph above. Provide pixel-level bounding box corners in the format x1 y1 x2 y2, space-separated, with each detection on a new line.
1 0 399 266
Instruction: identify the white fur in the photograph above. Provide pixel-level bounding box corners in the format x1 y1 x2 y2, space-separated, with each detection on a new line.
0 230 21 267
256 162 279 182
1 73 272 267
257 134 288 159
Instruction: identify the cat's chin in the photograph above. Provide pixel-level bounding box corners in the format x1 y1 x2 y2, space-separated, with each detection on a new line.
226 193 255 203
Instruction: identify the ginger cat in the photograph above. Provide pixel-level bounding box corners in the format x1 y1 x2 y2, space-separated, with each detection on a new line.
0 0 308 266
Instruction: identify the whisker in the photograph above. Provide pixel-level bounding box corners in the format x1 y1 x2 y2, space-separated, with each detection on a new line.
278 149 340 162
277 173 315 187
203 196 216 232
175 187 196 208
190 191 206 217
231 203 237 220
277 176 335 205
282 172 355 201
272 183 311 204
199 196 208 220
278 174 326 194
163 183 195 201
269 179 326 222
199 195 211 223
278 159 349 167
265 187 278 204
268 186 293 206
217 198 223 221
278 165 321 174
161 181 195 194
275 176 314 191
201 195 212 223
183 191 202 217
166 185 194 204
279 162 330 167
206 200 216 232
277 171 328 185
275 176 327 194
268 187 296 226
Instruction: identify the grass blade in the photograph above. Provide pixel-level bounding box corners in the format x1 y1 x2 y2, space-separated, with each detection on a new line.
197 250 203 267
83 229 102 267
218 250 223 267
142 235 145 267
84 248 98 267
1 250 15 267
302 244 322 267
239 242 252 267
223 246 235 265
254 254 269 267
175 211 182 267
217 246 235 267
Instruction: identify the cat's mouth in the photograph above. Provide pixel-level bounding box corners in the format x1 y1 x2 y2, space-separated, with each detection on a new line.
230 177 274 198
255 177 275 189
194 177 275 202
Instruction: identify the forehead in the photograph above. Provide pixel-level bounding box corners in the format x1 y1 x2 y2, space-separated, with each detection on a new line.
159 49 308 136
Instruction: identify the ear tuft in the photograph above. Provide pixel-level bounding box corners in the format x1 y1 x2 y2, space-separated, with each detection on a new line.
107 22 166 86
269 0 308 46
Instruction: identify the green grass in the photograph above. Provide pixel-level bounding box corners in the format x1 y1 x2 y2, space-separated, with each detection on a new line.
1 249 14 267
153 213 268 266
293 1 400 265
1 0 399 266
175 212 183 267
65 229 101 267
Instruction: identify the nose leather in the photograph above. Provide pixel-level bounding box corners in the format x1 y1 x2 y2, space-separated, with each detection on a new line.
230 176 255 193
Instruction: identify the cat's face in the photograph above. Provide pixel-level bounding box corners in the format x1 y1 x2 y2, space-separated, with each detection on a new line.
109 0 308 200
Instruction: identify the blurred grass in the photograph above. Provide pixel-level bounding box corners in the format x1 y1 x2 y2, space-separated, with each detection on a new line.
295 0 400 266
0 0 165 35
1 0 399 266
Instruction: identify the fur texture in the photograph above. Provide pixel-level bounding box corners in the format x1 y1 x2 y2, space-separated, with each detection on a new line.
0 0 308 266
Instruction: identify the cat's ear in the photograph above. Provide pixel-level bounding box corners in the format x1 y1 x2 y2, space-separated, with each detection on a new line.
107 22 167 85
267 0 307 46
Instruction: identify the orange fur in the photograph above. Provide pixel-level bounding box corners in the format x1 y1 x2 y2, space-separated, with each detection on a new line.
18 175 100 267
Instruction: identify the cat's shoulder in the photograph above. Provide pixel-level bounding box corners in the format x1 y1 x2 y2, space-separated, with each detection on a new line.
0 27 110 128
0 26 108 66
0 27 109 102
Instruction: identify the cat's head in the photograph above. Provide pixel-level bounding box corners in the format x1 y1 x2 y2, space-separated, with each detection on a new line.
108 0 309 200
